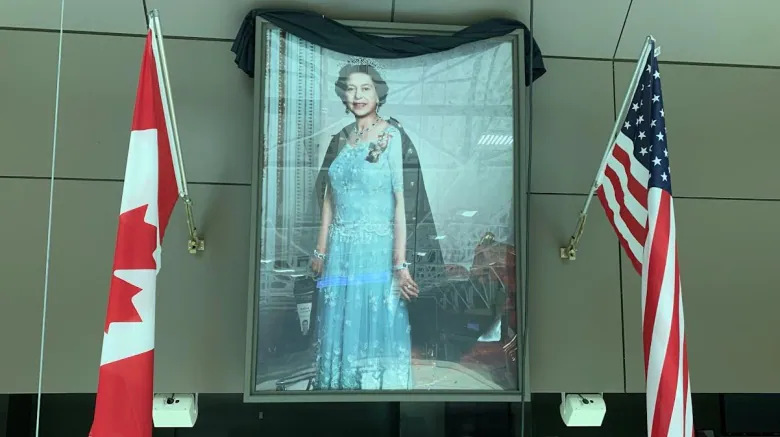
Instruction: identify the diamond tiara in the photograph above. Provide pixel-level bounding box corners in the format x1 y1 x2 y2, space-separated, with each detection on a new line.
336 56 385 73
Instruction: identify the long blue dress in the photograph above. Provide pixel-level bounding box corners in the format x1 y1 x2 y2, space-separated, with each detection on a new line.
314 125 412 390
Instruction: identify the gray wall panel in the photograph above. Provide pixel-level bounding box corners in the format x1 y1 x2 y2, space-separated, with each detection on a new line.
5 32 254 184
154 184 250 393
392 0 528 24
622 198 780 393
0 31 58 178
38 181 249 393
531 0 631 59
528 194 624 392
530 59 615 195
617 3 780 66
614 61 780 200
0 179 48 392
0 0 395 39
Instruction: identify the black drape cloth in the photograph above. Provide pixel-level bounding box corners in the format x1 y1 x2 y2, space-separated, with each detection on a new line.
231 9 546 85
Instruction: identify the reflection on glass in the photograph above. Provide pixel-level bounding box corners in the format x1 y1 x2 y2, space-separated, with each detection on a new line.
253 29 520 393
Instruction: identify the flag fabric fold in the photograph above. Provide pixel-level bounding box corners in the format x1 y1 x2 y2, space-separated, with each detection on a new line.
90 29 179 437
596 42 694 437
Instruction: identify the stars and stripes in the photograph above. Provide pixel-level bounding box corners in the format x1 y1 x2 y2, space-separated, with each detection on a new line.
596 41 693 437
90 29 179 437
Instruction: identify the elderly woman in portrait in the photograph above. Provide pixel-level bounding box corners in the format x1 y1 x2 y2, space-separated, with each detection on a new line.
309 59 441 390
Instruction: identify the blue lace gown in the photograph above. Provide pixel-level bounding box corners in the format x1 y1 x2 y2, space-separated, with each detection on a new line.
314 125 412 390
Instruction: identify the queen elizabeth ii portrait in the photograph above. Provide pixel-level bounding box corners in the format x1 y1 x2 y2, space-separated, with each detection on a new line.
309 58 443 390
252 30 522 394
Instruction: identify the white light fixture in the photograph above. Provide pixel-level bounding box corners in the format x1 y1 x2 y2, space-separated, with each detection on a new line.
153 393 198 428
560 393 606 427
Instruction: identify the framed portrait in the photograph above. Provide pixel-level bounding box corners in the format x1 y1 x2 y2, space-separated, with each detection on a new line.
245 18 530 402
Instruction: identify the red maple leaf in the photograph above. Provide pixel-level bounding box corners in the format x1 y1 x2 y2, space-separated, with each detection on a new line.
104 275 143 333
113 204 158 271
103 204 159 332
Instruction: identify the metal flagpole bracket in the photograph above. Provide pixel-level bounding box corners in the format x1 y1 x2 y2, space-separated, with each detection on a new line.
149 9 206 256
559 35 655 262
560 213 587 261
183 196 205 254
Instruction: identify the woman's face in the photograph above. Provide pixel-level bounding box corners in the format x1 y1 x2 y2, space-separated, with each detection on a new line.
345 72 379 118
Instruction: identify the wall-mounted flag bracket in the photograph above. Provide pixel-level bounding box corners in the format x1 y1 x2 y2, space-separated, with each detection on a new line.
148 9 205 255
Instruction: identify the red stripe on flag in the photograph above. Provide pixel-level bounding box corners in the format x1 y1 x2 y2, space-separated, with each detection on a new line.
643 193 670 374
646 192 684 437
596 186 642 272
603 165 648 246
611 145 648 209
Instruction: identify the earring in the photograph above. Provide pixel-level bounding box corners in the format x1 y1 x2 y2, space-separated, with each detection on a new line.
345 108 350 114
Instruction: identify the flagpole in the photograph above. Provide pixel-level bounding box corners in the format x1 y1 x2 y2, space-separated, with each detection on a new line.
559 36 655 261
148 9 205 254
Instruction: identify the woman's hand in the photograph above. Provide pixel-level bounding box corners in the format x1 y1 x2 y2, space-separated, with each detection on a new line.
311 249 326 276
311 257 324 276
394 268 419 301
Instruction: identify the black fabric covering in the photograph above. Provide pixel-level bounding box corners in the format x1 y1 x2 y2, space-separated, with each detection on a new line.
231 9 546 85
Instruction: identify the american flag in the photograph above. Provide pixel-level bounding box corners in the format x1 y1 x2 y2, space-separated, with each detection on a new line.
596 42 694 437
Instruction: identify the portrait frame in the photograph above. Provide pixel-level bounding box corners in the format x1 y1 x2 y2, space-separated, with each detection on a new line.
244 17 531 403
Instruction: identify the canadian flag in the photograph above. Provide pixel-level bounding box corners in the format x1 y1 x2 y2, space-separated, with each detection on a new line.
90 29 180 437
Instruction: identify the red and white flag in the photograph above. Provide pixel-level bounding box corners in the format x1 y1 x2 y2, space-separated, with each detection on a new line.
596 42 693 437
90 29 179 437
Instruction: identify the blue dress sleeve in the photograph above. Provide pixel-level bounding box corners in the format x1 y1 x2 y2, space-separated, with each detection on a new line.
386 127 404 193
